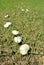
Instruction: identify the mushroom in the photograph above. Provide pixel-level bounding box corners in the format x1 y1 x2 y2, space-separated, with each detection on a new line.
4 15 9 18
19 44 29 55
25 9 29 12
4 22 12 28
14 36 22 43
12 30 19 35
21 9 24 11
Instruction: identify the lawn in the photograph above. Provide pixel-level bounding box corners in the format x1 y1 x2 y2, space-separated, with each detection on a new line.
0 0 44 65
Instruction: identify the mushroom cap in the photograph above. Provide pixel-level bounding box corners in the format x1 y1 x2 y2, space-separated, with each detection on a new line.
19 44 29 55
5 15 9 18
25 9 29 12
12 30 19 35
14 36 22 43
21 9 24 11
4 22 11 28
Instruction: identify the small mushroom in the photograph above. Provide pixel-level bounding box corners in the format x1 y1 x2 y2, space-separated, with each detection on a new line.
4 22 12 28
19 44 29 55
14 36 22 43
21 9 24 11
4 15 9 18
25 9 29 12
12 30 19 35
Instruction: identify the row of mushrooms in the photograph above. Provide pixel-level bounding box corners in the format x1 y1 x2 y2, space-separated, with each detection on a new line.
12 30 30 55
4 11 30 55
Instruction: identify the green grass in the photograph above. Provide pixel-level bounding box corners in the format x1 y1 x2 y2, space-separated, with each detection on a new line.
0 0 44 65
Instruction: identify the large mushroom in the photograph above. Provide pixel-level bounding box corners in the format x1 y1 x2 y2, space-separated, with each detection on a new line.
19 44 30 55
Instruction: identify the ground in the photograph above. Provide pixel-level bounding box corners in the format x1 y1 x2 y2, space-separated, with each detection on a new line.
0 0 44 65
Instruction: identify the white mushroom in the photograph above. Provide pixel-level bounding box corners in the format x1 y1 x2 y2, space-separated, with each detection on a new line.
12 30 19 35
14 36 22 43
4 15 9 18
19 44 29 55
21 9 24 11
4 22 11 28
25 9 29 12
